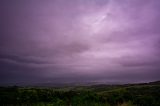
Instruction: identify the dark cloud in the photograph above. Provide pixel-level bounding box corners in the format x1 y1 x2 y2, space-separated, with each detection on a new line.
0 0 160 85
0 53 49 65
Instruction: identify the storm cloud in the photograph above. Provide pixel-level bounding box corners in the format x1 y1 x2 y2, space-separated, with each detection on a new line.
0 0 160 85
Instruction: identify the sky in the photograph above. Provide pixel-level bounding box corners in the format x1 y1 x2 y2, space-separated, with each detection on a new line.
0 0 160 85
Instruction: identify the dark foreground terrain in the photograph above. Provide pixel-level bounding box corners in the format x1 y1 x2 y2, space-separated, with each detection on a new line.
0 81 160 106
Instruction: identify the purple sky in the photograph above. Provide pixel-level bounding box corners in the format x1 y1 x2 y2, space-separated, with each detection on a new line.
0 0 160 85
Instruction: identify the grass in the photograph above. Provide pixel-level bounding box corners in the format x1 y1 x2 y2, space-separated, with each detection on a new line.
0 81 160 106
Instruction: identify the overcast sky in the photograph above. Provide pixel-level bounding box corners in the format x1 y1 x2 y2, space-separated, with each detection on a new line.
0 0 160 85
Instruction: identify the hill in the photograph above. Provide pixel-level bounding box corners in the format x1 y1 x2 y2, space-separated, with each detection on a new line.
0 81 160 106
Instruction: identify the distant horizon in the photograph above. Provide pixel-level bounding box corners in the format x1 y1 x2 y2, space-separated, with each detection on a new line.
1 80 160 87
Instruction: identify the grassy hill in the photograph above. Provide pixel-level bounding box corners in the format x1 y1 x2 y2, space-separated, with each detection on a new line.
0 81 160 106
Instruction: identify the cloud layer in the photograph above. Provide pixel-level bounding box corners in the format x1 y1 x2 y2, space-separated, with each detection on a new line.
0 0 160 85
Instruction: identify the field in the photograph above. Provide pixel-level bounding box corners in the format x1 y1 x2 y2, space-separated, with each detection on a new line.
0 81 160 106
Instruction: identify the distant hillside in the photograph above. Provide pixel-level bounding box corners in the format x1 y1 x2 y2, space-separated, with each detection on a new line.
148 80 160 85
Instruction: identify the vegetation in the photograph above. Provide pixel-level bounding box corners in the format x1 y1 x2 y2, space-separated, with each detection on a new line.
0 81 160 106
